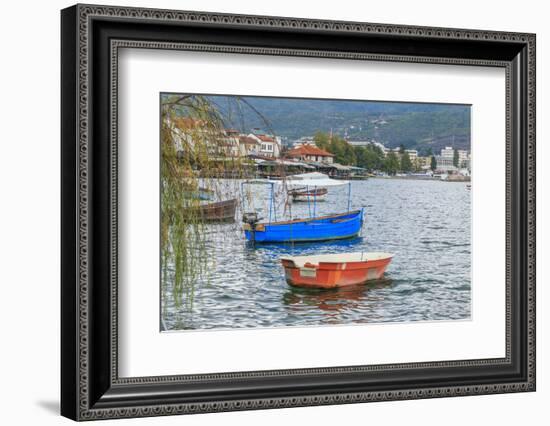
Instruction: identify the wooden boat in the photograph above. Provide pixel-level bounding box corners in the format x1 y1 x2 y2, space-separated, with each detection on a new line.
280 252 393 289
243 209 363 243
289 187 328 202
184 199 237 223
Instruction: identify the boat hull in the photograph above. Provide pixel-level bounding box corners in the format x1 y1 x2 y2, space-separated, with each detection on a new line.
290 187 328 202
244 209 363 243
281 252 393 289
184 199 237 223
291 194 327 202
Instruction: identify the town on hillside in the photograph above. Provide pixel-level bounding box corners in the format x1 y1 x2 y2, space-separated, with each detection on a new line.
167 114 471 181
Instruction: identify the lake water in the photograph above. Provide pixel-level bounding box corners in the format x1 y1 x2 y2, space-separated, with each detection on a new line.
162 178 471 331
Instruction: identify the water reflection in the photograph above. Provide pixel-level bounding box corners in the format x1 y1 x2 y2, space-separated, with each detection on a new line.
283 279 393 313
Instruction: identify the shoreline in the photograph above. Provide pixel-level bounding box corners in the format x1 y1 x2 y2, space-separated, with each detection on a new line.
371 175 471 183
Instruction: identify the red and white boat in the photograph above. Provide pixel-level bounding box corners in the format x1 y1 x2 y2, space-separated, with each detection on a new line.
280 252 393 289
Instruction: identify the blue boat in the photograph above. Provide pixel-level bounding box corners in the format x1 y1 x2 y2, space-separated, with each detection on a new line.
242 172 363 244
243 209 363 243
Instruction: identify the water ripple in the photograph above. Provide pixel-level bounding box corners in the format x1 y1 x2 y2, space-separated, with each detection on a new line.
163 179 471 330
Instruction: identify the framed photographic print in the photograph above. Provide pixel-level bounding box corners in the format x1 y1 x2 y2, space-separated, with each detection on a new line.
61 4 536 421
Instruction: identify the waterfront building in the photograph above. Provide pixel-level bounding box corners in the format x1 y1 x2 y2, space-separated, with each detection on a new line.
434 155 458 172
167 117 214 154
437 146 471 171
348 140 388 155
383 147 417 161
415 156 432 170
285 144 335 164
292 136 316 147
457 149 471 169
238 135 261 157
347 140 371 147
247 133 282 158
441 146 455 159
405 149 418 161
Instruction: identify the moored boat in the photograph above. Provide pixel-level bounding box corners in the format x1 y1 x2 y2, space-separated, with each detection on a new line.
243 209 363 243
242 172 362 244
289 187 328 202
184 198 237 223
280 252 393 289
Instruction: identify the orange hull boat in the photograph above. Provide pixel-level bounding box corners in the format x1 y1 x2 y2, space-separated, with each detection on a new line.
281 252 393 289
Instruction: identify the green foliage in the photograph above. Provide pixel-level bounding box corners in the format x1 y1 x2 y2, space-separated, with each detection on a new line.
453 148 459 168
400 152 413 172
430 155 437 171
384 151 400 175
353 145 385 171
160 95 251 313
313 132 356 165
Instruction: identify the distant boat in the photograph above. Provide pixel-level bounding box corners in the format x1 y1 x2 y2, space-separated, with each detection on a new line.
280 252 393 289
184 199 237 223
243 209 363 243
289 187 328 202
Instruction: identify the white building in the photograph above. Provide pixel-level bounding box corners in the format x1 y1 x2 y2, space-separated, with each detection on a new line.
292 136 315 148
435 155 457 172
237 135 260 157
247 133 282 158
347 140 371 147
405 149 418 161
348 140 388 153
441 146 455 159
439 146 471 170
457 149 471 168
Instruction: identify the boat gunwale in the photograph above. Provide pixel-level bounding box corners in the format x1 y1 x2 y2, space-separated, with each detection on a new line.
198 198 237 211
257 209 362 227
281 252 394 267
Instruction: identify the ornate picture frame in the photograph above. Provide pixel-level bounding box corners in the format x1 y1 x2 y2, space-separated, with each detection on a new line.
61 4 535 421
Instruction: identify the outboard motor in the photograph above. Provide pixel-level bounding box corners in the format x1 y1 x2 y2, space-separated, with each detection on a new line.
242 212 261 244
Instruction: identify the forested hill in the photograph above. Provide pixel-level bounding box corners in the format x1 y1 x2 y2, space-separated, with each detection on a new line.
207 95 471 154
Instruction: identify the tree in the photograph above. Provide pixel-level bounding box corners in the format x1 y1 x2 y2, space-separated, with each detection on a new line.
160 95 267 312
353 145 385 171
384 151 400 175
430 155 437 171
453 148 459 168
401 152 412 172
313 132 330 151
313 132 356 165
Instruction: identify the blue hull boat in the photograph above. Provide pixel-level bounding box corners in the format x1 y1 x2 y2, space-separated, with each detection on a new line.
244 209 363 243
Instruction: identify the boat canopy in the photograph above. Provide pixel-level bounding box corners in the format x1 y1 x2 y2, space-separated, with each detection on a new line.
271 172 349 187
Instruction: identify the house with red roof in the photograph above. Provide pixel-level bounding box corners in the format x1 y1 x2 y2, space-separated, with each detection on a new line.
237 135 261 156
247 133 282 158
285 144 335 164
